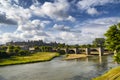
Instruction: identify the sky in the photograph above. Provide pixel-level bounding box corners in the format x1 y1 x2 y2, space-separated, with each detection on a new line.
0 0 120 45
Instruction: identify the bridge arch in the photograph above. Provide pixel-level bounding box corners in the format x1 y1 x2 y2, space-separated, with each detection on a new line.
68 50 75 54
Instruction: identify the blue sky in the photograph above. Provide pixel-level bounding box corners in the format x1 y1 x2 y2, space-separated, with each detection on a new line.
0 0 120 44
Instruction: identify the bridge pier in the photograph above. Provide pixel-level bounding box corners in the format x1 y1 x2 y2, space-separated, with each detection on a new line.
99 47 104 56
65 48 69 54
86 48 90 55
75 48 79 54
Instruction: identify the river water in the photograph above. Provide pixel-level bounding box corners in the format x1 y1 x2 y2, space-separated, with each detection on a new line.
0 55 119 80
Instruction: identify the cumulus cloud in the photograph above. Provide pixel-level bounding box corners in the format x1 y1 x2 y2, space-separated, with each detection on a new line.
30 0 75 21
0 0 120 45
73 17 120 44
53 24 81 33
0 0 52 43
0 12 17 25
53 24 70 31
77 0 120 15
46 17 120 45
86 8 99 15
17 20 47 32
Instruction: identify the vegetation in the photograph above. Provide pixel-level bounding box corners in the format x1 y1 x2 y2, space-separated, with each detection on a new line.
104 23 120 63
92 38 105 47
0 45 30 58
0 52 59 66
92 23 120 80
40 46 52 52
93 66 120 80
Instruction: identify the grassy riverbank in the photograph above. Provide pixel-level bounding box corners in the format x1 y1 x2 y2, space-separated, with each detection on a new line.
93 66 120 80
0 52 59 66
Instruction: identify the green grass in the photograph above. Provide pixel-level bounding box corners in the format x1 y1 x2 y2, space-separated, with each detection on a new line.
93 66 120 80
0 52 60 66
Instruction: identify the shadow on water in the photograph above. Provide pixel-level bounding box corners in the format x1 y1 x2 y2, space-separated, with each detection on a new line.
0 75 6 80
67 75 90 80
66 55 118 80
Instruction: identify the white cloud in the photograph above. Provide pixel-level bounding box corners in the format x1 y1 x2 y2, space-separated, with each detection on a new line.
67 16 76 22
48 17 120 44
30 0 75 21
77 0 120 15
53 24 70 31
0 0 120 45
0 17 120 45
73 17 120 44
0 12 17 25
87 8 99 15
17 20 46 32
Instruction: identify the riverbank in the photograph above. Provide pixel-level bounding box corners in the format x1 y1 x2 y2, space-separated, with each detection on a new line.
0 52 59 66
64 54 91 60
93 66 120 80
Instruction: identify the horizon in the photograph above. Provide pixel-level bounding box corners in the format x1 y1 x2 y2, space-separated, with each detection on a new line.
0 0 120 45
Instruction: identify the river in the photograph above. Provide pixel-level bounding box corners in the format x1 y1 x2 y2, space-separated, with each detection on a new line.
0 55 119 80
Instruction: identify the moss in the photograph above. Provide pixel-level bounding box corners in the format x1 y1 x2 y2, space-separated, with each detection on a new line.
0 52 60 66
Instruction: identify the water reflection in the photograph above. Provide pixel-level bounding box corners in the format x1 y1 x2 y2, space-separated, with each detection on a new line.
73 56 108 64
0 55 119 80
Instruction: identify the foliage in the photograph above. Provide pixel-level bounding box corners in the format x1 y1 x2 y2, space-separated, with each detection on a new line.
104 23 120 52
79 44 93 48
6 46 21 56
0 50 10 58
113 52 120 63
57 50 66 55
92 38 105 47
18 50 30 56
1 46 7 50
40 46 52 52
104 23 120 63
58 43 65 48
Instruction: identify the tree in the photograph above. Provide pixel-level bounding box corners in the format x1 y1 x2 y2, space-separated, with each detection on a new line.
40 46 52 52
92 38 105 47
104 23 120 63
6 46 15 55
104 23 120 53
18 50 30 56
1 46 7 51
34 46 41 52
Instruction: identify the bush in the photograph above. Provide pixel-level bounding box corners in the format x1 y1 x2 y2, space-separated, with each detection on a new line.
57 50 66 55
18 50 30 56
40 46 52 52
0 50 10 58
113 52 120 63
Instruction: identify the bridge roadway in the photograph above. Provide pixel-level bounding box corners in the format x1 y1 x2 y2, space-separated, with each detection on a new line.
52 47 105 56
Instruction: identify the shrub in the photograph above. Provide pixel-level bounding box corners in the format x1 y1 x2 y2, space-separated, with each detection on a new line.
0 50 10 58
57 50 66 55
18 50 30 56
113 52 120 63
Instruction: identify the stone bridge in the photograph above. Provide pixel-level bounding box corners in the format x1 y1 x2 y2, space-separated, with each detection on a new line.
52 47 105 56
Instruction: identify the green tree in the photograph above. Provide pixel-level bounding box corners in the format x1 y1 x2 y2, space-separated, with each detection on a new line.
18 50 30 56
1 46 7 51
34 46 41 52
92 38 105 47
6 46 15 55
104 23 120 53
104 23 120 63
40 46 52 52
